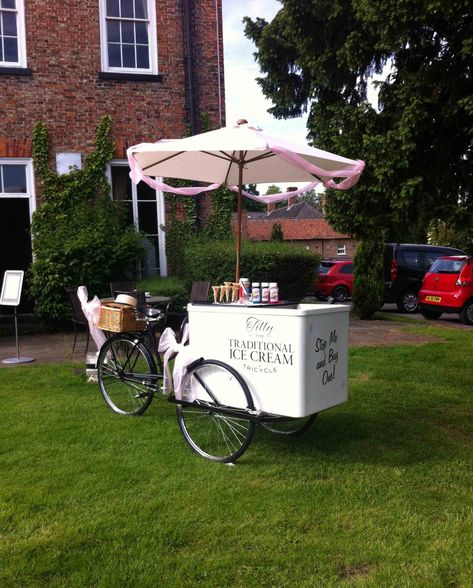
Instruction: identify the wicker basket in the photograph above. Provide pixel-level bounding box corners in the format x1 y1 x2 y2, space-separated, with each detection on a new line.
96 302 146 333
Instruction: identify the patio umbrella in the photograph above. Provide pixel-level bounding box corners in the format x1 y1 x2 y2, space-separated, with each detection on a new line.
127 119 365 281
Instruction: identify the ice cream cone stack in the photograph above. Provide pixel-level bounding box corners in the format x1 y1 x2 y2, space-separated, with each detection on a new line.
211 285 220 303
232 283 240 302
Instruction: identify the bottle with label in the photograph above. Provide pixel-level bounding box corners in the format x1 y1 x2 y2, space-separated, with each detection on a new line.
269 282 279 304
239 278 250 303
261 282 269 303
251 282 261 304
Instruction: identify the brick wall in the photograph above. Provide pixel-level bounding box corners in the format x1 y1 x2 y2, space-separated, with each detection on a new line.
297 239 358 258
1 0 224 165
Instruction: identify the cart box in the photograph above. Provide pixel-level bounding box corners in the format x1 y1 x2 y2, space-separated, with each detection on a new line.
188 303 349 418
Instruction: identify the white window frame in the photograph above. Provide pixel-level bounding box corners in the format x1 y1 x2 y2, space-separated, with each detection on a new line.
107 161 167 276
0 0 27 68
0 158 36 256
98 0 158 74
337 244 346 256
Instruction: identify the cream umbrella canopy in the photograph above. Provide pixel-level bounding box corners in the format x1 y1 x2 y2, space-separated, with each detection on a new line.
127 119 365 281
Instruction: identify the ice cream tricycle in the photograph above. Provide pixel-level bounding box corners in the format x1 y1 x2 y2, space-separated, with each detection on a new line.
95 299 349 464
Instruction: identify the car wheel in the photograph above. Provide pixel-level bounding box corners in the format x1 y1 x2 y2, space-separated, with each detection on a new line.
397 290 419 313
331 285 349 302
459 300 473 325
420 306 442 320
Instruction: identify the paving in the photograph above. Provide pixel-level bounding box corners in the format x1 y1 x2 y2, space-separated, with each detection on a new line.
0 307 469 368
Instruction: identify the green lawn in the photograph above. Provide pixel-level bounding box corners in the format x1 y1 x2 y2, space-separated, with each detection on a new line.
1 325 472 587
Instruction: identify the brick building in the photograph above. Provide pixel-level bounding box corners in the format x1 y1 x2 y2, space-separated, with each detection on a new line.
234 196 358 259
0 0 225 292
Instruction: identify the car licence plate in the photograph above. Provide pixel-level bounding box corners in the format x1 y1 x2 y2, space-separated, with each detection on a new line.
426 295 441 302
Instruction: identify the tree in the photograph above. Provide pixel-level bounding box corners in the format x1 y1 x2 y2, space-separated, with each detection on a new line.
244 1 472 242
244 1 472 317
299 189 322 211
270 222 284 241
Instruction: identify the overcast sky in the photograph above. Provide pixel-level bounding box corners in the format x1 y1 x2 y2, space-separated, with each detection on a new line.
222 0 308 144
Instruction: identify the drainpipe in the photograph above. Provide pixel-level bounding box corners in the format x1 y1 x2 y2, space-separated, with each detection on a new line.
183 0 197 135
214 0 223 127
183 0 199 224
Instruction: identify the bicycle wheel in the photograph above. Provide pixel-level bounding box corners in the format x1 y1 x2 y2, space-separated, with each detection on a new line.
97 334 156 416
176 360 256 463
260 414 317 435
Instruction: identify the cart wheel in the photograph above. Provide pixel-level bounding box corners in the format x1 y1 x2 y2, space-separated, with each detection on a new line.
97 334 156 416
176 360 256 463
260 414 317 435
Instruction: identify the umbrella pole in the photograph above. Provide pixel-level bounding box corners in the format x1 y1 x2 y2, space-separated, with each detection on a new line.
235 158 244 283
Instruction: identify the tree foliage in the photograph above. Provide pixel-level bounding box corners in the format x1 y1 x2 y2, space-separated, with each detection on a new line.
244 1 473 242
30 116 144 320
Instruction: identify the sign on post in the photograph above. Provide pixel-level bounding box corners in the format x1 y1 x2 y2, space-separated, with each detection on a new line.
1 270 34 364
0 270 24 306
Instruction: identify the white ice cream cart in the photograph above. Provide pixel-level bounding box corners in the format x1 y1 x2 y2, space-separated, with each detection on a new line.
188 303 349 418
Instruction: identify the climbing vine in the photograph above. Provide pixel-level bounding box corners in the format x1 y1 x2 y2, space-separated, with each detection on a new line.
30 115 144 321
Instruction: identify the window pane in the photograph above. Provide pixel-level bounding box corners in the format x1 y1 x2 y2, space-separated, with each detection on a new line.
4 37 17 61
111 166 132 201
135 21 147 44
1 1 17 9
3 165 26 193
137 180 155 201
121 21 134 43
3 11 17 36
107 20 120 43
0 43 3 62
141 236 159 277
106 0 120 17
4 38 17 61
136 45 149 69
120 0 133 18
134 0 147 19
108 43 121 66
138 201 157 234
122 44 135 67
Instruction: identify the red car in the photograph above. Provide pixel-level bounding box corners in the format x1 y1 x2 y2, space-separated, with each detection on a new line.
418 256 473 325
314 259 354 302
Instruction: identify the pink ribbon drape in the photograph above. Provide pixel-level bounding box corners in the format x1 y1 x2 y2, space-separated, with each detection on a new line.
77 286 107 351
268 144 365 191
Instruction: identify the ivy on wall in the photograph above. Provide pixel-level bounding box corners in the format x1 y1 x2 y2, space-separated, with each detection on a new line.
30 115 144 321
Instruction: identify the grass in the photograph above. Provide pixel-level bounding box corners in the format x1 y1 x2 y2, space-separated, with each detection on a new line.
1 326 472 586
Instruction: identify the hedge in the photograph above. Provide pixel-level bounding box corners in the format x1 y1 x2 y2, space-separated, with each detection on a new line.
181 239 320 300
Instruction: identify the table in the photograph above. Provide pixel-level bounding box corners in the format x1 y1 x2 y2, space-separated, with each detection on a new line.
146 295 171 306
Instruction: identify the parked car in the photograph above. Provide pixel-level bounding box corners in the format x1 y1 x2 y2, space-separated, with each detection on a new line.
418 256 473 325
383 243 465 313
314 259 354 302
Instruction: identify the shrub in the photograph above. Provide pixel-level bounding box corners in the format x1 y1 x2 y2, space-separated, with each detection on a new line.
181 238 319 300
352 233 384 319
137 276 188 298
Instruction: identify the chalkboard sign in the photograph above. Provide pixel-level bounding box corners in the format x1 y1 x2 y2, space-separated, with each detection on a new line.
0 270 24 307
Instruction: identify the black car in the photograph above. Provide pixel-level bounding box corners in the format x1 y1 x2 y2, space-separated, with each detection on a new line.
383 243 465 313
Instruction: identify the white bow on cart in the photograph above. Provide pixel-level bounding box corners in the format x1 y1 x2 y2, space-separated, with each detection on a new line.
158 324 199 399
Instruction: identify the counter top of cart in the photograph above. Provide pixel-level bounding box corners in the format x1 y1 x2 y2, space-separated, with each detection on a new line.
188 302 350 316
